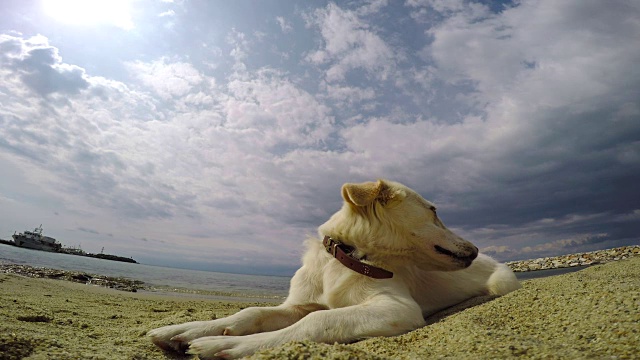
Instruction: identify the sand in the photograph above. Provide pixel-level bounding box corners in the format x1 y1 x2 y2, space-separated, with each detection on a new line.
1 258 639 360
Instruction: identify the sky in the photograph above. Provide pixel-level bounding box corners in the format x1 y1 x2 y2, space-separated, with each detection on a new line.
0 0 639 276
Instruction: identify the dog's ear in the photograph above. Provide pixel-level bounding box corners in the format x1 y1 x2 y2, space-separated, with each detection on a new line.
341 180 396 206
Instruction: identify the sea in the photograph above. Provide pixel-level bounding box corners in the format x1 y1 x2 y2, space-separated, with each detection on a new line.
0 244 588 301
0 244 291 301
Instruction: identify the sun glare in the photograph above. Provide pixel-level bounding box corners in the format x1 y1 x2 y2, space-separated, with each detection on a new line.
42 0 134 30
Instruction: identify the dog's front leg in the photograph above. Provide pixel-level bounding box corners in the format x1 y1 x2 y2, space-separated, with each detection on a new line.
148 303 321 352
188 294 425 359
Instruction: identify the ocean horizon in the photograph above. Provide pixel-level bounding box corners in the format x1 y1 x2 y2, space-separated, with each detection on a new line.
1 243 595 300
0 244 291 300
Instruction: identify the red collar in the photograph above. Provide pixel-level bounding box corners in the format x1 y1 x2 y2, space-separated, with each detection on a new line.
322 236 393 279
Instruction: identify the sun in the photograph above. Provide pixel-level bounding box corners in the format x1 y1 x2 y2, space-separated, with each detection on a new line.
42 0 134 30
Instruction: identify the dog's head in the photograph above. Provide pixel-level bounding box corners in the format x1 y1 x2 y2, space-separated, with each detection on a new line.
319 179 478 271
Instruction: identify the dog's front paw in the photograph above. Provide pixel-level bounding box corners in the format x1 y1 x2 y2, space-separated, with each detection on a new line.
147 320 222 353
187 335 264 360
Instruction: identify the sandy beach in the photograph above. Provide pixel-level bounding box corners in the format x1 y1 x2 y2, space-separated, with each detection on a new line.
1 257 639 360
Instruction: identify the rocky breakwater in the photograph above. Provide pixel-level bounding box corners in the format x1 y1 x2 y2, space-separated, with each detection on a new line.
0 264 144 292
506 245 640 272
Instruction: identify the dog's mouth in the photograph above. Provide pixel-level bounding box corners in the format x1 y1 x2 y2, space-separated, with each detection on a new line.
434 245 478 267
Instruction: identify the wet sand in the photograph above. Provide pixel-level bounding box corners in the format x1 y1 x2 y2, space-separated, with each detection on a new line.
1 257 638 359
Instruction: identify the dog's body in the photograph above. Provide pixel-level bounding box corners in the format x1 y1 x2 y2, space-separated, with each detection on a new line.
148 180 521 359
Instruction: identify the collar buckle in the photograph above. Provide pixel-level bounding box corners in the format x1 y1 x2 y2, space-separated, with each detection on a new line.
321 235 393 279
322 235 337 256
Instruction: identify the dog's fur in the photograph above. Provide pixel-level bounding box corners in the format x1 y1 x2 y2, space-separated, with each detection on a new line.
148 180 521 359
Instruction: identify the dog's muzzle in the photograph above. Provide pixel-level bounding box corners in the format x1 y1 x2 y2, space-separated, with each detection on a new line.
435 245 478 267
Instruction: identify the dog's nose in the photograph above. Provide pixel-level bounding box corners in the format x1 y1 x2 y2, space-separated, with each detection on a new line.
470 245 479 260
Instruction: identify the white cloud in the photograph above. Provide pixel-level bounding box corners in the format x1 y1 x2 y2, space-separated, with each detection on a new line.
253 31 267 42
0 34 89 96
224 70 335 148
340 116 490 197
159 10 175 17
125 59 206 100
356 0 389 16
276 16 293 33
305 3 397 82
406 0 485 24
321 83 376 108
226 28 250 73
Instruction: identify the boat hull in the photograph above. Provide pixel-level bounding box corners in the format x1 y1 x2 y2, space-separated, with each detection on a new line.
12 236 61 252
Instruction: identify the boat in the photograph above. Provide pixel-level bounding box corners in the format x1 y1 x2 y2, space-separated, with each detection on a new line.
12 225 62 252
61 244 86 255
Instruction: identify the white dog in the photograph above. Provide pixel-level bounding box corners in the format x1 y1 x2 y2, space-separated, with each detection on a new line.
148 180 521 359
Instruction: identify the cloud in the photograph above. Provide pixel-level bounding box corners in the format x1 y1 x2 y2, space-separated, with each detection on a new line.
472 207 640 261
426 1 640 106
482 233 611 261
355 0 389 16
321 83 376 109
0 1 639 274
313 0 640 260
76 227 100 235
305 3 397 82
125 58 206 100
616 210 640 222
406 0 482 24
412 0 640 220
0 34 89 96
0 36 202 224
0 30 344 270
226 28 251 72
224 69 335 148
276 16 293 33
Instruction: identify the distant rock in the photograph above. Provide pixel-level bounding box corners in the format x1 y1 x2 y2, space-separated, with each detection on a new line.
505 245 640 272
0 264 144 292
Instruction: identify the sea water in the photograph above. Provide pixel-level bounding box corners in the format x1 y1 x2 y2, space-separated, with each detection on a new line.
0 244 588 300
0 244 290 300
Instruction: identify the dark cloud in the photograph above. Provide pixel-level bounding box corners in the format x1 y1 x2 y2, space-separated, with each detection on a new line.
483 233 615 261
76 227 100 235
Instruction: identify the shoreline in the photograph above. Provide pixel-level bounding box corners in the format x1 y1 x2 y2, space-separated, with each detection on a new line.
1 245 638 294
1 257 638 359
0 263 286 302
505 245 640 272
0 273 281 360
0 263 145 292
